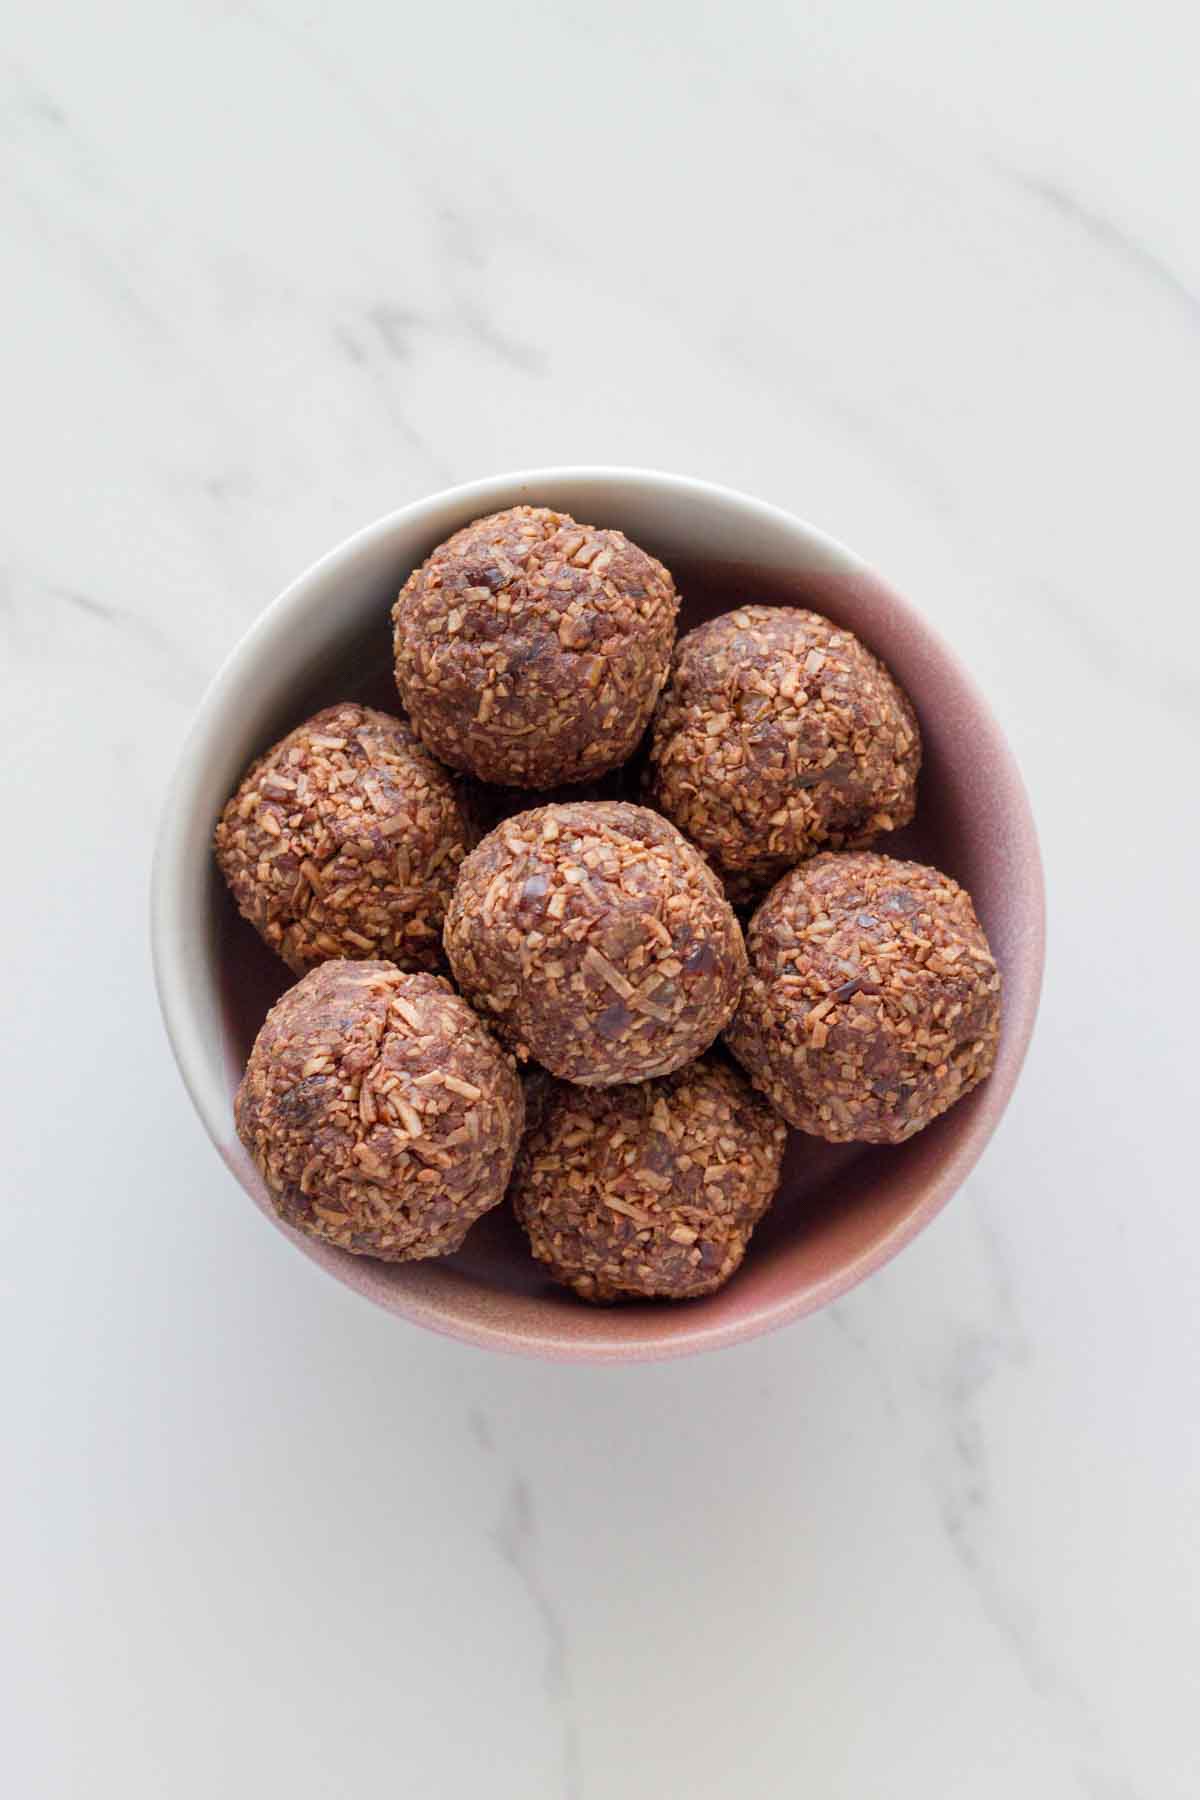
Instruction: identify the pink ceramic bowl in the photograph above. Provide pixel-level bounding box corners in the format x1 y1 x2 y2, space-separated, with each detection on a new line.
152 468 1044 1362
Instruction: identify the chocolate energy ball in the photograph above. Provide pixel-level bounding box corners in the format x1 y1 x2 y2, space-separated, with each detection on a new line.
725 852 1001 1143
214 703 473 974
235 961 523 1260
393 506 678 788
645 606 920 893
444 801 747 1085
511 1055 786 1302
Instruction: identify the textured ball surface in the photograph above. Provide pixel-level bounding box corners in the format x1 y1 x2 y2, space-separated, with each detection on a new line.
725 852 1000 1142
235 961 524 1260
393 506 678 787
511 1056 786 1301
444 801 747 1085
214 703 473 974
646 606 919 894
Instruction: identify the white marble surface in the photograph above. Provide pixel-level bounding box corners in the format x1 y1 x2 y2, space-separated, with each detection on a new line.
3 4 1198 1795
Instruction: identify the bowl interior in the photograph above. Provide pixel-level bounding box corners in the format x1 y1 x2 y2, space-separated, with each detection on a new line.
157 471 1042 1361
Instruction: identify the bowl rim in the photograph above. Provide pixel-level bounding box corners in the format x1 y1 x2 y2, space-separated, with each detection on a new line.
151 464 1045 1362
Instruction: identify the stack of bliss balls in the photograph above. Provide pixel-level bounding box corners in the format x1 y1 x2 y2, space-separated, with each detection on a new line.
217 505 1001 1304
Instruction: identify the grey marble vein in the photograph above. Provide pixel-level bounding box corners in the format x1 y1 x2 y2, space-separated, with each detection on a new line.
326 323 454 480
929 1212 1142 1800
473 1411 582 1800
8 73 68 131
436 204 488 274
455 298 547 376
238 8 549 385
467 1406 494 1454
712 320 961 516
1022 574 1199 725
492 1477 583 1800
361 296 547 377
48 581 193 665
5 158 165 337
198 471 258 505
826 1298 900 1418
363 304 424 362
1011 171 1200 328
1 572 205 701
